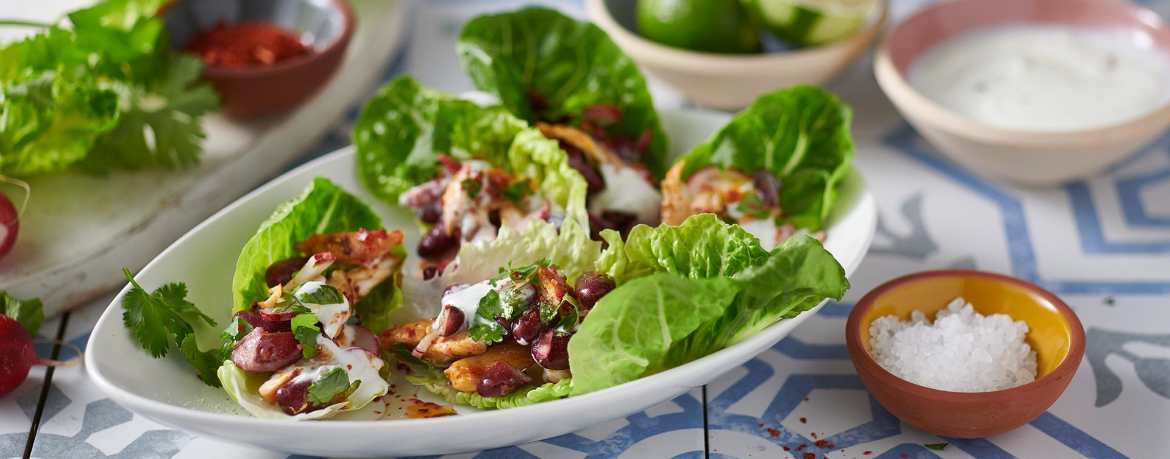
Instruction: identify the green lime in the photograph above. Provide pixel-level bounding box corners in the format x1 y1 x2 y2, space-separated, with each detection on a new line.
742 0 873 47
636 0 762 54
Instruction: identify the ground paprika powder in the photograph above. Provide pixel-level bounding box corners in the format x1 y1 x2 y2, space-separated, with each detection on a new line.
187 21 309 68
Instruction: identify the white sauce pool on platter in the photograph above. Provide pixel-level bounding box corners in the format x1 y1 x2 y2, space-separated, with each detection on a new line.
909 24 1170 132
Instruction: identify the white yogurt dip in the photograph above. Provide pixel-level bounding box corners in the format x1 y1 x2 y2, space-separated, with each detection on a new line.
909 24 1170 132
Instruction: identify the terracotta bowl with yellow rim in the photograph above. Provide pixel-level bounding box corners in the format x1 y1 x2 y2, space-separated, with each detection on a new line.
845 270 1085 438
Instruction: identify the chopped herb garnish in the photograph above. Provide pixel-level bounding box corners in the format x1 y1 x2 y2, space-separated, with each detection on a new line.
298 284 345 305
924 443 948 450
1103 296 1115 306
290 313 322 359
501 178 533 203
306 367 358 405
467 289 508 344
491 258 553 285
554 302 579 332
461 177 483 198
538 302 560 326
735 192 772 220
219 316 254 360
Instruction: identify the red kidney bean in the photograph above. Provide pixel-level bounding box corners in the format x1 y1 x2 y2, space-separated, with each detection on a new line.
531 330 571 370
574 272 616 310
422 265 439 280
562 143 605 194
274 377 325 415
476 362 532 397
265 256 308 287
511 308 543 345
439 305 465 338
417 203 442 224
231 328 302 374
581 104 623 126
752 170 781 209
234 308 291 333
417 225 457 259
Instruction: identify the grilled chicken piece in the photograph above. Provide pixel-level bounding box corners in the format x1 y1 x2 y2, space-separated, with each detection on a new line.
295 229 404 266
536 266 572 305
346 254 403 299
381 319 488 365
445 341 536 392
660 162 754 225
536 122 623 166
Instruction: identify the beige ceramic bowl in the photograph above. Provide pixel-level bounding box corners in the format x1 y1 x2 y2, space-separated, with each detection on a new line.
875 0 1170 186
587 0 887 110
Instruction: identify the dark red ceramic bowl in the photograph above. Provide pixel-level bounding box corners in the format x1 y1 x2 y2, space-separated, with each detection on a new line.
161 0 356 117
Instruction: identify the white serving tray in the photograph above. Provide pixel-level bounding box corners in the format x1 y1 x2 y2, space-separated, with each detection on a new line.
0 0 411 316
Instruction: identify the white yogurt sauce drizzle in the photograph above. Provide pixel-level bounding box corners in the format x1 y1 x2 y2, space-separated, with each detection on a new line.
909 24 1170 132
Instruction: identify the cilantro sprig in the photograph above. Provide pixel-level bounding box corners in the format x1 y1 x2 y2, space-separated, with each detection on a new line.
121 268 222 388
468 289 507 344
490 258 553 285
306 367 360 406
0 0 219 177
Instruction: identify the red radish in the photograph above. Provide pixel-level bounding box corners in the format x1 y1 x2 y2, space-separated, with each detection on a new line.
0 315 75 396
0 191 19 261
0 177 30 262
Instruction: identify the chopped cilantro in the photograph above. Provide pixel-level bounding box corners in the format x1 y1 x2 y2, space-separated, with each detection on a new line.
291 313 322 359
219 316 254 360
461 177 483 198
924 443 948 450
735 192 772 220
298 284 345 305
538 302 560 326
467 289 507 344
491 258 553 285
501 178 533 203
306 367 358 405
554 303 579 332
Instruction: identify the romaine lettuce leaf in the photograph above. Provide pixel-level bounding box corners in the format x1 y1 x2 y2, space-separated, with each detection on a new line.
457 7 669 179
568 274 739 395
0 72 121 176
506 128 590 231
570 215 849 395
352 75 527 202
231 177 383 313
677 85 854 232
596 214 769 284
408 374 572 410
444 217 600 287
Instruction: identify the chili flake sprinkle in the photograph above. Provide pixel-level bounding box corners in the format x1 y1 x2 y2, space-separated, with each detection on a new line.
187 21 309 68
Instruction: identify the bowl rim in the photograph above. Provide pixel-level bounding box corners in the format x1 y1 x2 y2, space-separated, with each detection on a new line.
845 269 1087 402
167 0 357 78
585 0 889 72
873 0 1170 148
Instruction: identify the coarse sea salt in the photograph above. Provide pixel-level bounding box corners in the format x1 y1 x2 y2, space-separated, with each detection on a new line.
868 297 1038 392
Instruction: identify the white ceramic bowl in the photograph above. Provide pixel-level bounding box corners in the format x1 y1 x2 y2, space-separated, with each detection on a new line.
86 108 877 457
587 0 887 110
875 0 1170 186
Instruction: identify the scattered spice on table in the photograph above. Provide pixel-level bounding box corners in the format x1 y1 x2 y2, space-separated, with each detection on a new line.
767 428 781 437
800 417 808 423
187 21 309 68
863 451 872 456
802 453 816 459
811 432 819 439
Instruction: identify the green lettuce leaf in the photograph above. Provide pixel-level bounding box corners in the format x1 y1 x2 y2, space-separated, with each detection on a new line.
506 128 590 230
596 214 769 284
568 274 739 395
444 218 601 286
354 271 403 335
0 72 121 176
231 177 382 313
457 7 669 179
408 374 572 409
570 215 849 395
352 75 527 202
678 85 854 231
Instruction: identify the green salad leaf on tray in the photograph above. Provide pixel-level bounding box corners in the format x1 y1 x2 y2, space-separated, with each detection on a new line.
0 0 219 176
457 7 669 179
677 85 854 232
